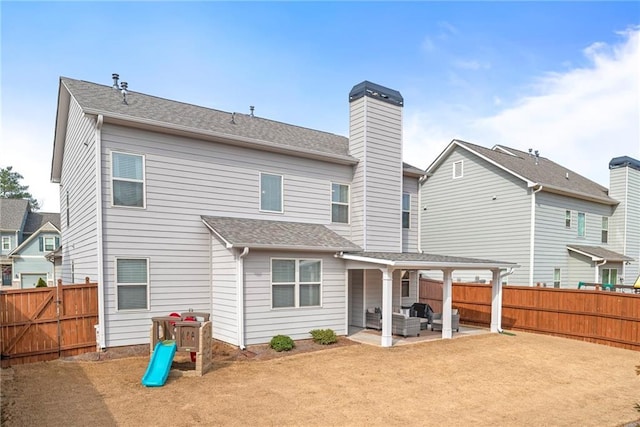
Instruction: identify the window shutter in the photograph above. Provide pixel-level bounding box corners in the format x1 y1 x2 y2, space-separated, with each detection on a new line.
39 237 43 251
55 237 60 249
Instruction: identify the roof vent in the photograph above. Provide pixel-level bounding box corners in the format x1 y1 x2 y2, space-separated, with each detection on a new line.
230 112 236 124
534 150 539 165
250 106 255 118
528 148 533 156
565 172 570 179
112 73 120 90
120 81 128 105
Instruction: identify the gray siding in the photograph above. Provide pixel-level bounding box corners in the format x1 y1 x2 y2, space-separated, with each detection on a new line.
567 251 595 285
402 176 419 252
99 124 352 346
364 269 382 310
59 97 98 284
420 148 531 284
348 269 364 327
609 167 640 282
349 97 403 252
243 250 347 345
211 238 238 345
535 192 613 287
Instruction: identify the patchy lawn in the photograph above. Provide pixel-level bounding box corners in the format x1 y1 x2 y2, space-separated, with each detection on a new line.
2 332 639 426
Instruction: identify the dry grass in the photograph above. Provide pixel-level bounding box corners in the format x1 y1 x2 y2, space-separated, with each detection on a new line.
2 331 639 426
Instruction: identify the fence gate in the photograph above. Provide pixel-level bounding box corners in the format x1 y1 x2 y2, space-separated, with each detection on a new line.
0 278 98 367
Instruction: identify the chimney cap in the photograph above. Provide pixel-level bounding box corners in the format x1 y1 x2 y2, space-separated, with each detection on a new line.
609 155 640 172
349 80 403 107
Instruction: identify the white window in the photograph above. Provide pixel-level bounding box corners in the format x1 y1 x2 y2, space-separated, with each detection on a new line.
601 217 608 243
402 193 411 229
44 237 56 251
565 210 571 228
271 259 321 308
1 237 10 251
116 258 149 311
602 268 617 285
401 271 410 297
260 173 283 212
331 183 349 223
577 212 585 237
553 268 561 288
453 160 463 179
112 152 145 208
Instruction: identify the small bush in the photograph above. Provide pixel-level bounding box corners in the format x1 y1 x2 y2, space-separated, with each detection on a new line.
36 278 47 288
270 335 295 352
309 329 337 345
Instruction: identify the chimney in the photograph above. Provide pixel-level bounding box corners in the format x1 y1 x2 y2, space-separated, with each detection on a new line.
348 81 404 252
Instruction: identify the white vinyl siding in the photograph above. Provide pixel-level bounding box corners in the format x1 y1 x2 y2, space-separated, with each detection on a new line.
260 173 283 213
111 151 145 208
402 176 419 252
115 258 149 311
331 183 349 223
609 165 640 283
211 240 238 346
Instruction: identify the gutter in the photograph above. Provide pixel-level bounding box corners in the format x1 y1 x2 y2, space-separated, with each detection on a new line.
95 114 106 349
237 247 249 350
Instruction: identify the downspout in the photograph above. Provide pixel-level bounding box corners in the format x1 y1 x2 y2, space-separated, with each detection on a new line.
95 114 106 349
500 267 515 281
237 247 249 350
529 186 543 286
595 259 607 283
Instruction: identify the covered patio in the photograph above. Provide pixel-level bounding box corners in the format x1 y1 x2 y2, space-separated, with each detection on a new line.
339 252 519 347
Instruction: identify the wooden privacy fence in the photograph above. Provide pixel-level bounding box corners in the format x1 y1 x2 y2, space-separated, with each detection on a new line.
1 278 98 367
419 278 640 351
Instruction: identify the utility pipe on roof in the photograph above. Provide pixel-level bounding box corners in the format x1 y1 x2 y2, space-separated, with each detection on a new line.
529 186 543 286
237 247 249 350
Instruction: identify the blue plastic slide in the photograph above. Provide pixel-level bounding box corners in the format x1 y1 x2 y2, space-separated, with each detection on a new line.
141 340 177 387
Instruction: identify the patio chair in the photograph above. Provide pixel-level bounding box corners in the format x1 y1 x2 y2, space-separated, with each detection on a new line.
365 307 382 330
431 309 460 332
392 313 420 337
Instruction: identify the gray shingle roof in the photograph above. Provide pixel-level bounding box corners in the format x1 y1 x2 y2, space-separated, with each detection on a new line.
343 252 517 267
402 162 425 177
567 245 634 262
23 212 61 234
201 216 361 251
0 199 29 231
61 77 353 160
451 140 615 204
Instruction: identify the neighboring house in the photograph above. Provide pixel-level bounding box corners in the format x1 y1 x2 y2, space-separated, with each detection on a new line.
419 140 639 288
51 76 516 349
0 198 61 288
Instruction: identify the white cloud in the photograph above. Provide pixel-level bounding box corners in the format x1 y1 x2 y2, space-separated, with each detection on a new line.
404 27 640 187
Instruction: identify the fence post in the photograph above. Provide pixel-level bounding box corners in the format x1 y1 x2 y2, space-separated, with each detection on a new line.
85 277 90 284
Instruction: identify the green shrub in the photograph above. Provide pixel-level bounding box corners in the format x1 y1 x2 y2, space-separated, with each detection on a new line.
309 329 337 345
269 335 295 352
35 278 47 288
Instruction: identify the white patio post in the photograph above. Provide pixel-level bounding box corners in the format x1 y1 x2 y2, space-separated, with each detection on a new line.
442 269 453 339
490 269 503 333
381 267 394 347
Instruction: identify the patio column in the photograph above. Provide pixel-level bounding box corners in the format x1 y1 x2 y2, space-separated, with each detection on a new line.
442 269 453 339
490 269 503 333
381 267 393 347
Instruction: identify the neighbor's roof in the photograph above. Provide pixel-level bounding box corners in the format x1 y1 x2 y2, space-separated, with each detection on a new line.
426 140 616 205
23 212 61 234
201 216 361 252
567 245 634 262
339 252 518 269
0 199 30 231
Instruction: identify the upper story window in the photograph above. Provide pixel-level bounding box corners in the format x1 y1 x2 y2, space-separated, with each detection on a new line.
260 173 283 213
116 258 149 311
331 183 349 223
577 212 586 237
601 217 609 243
112 152 145 208
1 237 10 251
565 210 571 228
39 236 59 252
402 193 411 229
271 258 321 308
453 160 463 179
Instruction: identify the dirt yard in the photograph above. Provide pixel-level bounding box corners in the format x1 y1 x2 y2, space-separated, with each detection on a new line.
2 332 639 427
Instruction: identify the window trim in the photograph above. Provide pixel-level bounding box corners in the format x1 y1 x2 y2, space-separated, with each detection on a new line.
565 210 571 228
452 160 463 179
601 268 617 285
115 257 150 312
259 172 284 213
44 237 56 252
110 150 146 209
270 258 322 309
577 212 586 237
331 182 350 224
1 236 10 251
402 193 411 229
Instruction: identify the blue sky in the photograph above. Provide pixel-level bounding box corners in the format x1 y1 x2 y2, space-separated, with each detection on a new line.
1 1 639 212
